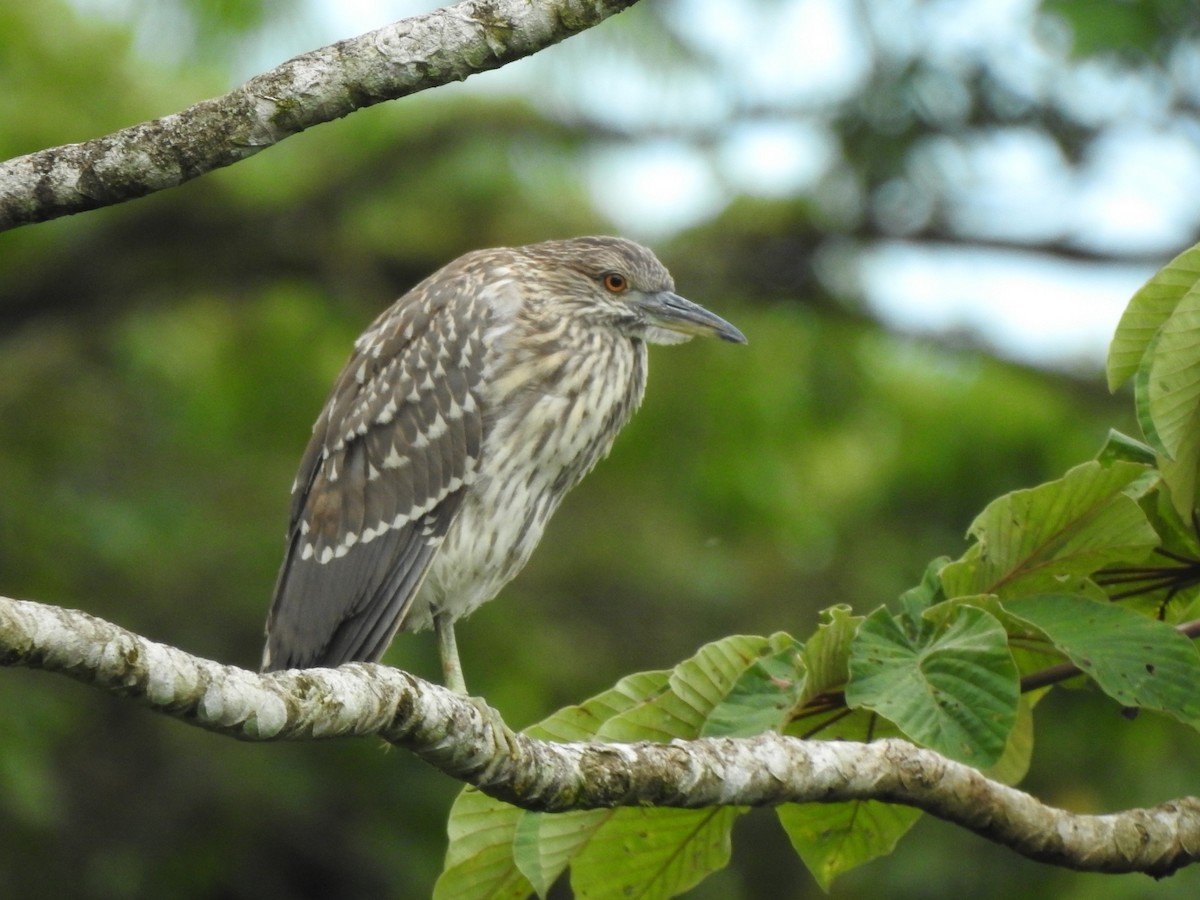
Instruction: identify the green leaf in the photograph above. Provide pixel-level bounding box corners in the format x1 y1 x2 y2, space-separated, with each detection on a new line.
1095 429 1157 466
547 637 767 895
513 808 612 899
513 671 671 895
1145 288 1200 460
1134 325 1167 455
1147 485 1200 559
460 637 771 899
797 605 863 706
940 460 1159 599
777 800 921 891
1152 392 1200 520
1124 267 1200 517
779 705 920 884
1105 490 1200 618
846 606 1018 765
1046 0 1170 57
1107 242 1200 391
1179 591 1200 624
436 787 536 900
598 635 771 742
530 670 673 742
439 670 671 900
982 692 1042 786
898 556 951 623
703 633 804 738
779 701 921 884
777 606 865 741
1005 594 1200 726
925 593 1048 638
924 594 1068 679
571 807 742 900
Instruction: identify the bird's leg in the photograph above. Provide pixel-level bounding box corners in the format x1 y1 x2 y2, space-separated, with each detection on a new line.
435 611 467 695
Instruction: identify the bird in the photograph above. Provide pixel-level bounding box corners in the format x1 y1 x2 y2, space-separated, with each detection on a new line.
261 236 746 692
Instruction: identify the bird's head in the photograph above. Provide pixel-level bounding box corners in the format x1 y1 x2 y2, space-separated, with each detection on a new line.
524 236 747 346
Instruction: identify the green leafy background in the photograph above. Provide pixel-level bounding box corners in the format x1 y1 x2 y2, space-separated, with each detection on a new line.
3 1 1200 898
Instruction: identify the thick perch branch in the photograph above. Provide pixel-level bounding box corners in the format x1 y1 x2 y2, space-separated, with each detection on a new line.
0 0 639 231
1 595 1198 877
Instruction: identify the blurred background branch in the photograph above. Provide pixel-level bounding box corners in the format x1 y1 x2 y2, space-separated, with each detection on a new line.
0 0 639 230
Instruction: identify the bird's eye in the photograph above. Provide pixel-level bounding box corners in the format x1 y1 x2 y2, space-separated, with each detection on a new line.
602 273 628 294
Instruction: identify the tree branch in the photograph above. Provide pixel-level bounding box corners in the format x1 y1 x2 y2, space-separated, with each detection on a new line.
2 595 1197 877
0 0 639 232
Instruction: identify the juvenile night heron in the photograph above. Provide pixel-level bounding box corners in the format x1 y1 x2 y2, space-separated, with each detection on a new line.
262 236 745 691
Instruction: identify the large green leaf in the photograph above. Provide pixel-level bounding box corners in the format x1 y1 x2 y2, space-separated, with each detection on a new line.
1115 246 1200 518
982 692 1041 786
779 604 865 742
778 708 918 885
924 594 1067 683
436 786 536 900
438 670 671 900
445 637 773 899
513 808 612 900
555 637 766 897
797 605 863 706
1141 355 1200 519
1005 594 1200 727
1134 325 1168 457
571 807 742 900
846 606 1018 765
898 557 951 622
597 635 771 742
1143 288 1200 460
702 611 866 740
939 460 1158 599
1107 242 1200 390
532 670 674 742
509 669 677 897
702 632 804 738
777 801 921 892
1159 418 1200 523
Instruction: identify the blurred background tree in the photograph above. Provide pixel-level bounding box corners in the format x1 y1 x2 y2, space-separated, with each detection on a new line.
1 0 1198 897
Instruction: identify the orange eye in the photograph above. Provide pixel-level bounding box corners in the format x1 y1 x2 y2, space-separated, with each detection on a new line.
602 273 628 293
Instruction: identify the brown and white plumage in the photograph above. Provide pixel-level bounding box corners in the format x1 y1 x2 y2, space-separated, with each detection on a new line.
262 236 745 687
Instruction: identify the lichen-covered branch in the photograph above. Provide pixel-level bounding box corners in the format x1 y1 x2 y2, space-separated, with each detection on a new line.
0 0 639 232
2 594 1198 877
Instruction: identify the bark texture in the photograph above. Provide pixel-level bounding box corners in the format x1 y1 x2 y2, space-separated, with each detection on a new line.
0 0 639 231
2 594 1198 878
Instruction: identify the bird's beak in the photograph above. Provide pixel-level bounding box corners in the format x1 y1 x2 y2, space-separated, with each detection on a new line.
634 291 748 344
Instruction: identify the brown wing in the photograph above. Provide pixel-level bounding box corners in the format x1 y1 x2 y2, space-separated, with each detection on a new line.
262 274 488 670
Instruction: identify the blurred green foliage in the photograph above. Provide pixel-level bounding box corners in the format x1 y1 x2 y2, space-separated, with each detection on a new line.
2 1 1199 898
1046 0 1195 57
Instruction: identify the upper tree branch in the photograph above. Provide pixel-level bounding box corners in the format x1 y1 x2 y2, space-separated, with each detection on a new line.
0 0 639 232
1 594 1197 878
